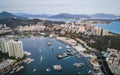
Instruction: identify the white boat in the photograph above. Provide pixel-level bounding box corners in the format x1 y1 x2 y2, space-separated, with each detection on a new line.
53 65 62 71
16 66 24 72
88 69 92 74
58 46 62 49
33 69 36 72
10 71 14 74
24 51 31 56
46 68 51 72
66 45 70 49
27 58 35 64
47 43 52 46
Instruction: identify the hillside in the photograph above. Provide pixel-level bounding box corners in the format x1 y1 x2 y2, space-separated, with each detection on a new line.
0 11 25 20
0 18 65 28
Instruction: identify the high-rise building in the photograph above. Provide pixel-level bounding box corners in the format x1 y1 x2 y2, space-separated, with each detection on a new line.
7 40 24 59
0 38 8 53
13 41 24 59
102 30 109 36
7 40 15 57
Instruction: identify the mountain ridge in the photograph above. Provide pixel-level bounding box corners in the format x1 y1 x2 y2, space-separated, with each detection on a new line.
0 11 119 20
0 11 26 20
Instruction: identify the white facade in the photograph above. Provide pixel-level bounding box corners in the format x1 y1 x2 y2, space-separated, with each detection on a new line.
0 38 8 53
7 40 24 59
7 40 15 57
13 41 24 59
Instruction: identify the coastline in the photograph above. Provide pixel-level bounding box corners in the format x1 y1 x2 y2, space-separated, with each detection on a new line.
94 21 120 35
56 37 104 74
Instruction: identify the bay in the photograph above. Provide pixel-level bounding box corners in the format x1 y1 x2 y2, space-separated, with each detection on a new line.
7 37 95 75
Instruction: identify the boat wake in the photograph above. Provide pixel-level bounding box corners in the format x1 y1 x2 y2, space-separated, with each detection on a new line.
40 56 43 63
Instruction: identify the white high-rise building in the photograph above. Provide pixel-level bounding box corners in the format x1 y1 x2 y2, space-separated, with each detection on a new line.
13 41 24 59
7 40 15 57
0 38 8 53
7 40 24 59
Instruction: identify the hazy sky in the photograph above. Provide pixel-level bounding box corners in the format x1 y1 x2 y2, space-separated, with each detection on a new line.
0 0 120 15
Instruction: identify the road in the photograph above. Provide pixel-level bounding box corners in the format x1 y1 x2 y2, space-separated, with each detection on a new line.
75 38 114 75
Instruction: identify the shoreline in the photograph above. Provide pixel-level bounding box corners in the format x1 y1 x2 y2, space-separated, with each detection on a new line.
56 37 104 74
93 21 120 35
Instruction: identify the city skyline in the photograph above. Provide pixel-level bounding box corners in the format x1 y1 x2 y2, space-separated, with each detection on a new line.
0 0 120 15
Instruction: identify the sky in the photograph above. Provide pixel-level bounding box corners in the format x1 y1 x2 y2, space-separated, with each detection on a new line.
0 0 120 15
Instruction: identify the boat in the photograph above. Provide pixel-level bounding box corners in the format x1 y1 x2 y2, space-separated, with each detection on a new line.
73 63 84 68
58 46 62 49
16 66 24 72
67 49 72 52
27 58 35 64
24 51 31 56
46 68 51 72
57 53 68 59
67 50 77 56
47 43 52 46
66 45 70 49
33 69 36 72
88 69 92 74
10 71 14 74
53 65 62 71
77 72 81 75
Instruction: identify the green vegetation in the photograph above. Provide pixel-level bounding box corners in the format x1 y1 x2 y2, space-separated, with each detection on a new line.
87 35 120 51
64 32 120 51
0 18 65 28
